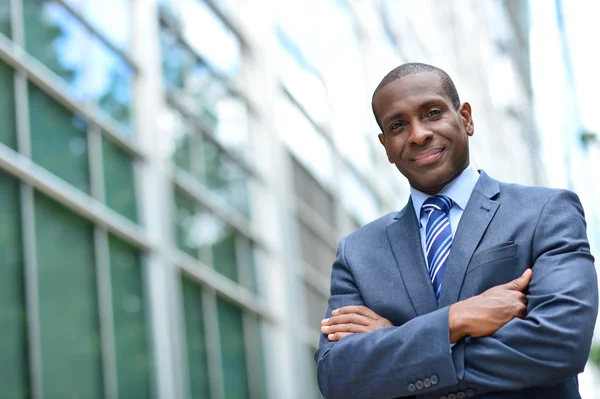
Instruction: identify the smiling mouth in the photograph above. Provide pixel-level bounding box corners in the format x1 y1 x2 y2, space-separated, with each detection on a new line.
412 148 444 164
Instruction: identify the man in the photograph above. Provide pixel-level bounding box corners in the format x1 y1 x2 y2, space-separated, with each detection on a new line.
314 63 598 399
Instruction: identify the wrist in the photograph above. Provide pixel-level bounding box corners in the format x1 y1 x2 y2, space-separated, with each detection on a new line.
448 303 468 343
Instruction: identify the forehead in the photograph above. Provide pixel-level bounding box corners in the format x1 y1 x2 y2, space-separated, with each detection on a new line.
373 72 450 118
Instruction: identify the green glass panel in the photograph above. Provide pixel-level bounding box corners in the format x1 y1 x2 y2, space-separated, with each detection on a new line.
204 140 250 218
217 298 249 399
181 277 210 399
109 235 151 398
35 192 102 399
245 315 266 399
0 171 28 398
23 0 133 129
174 191 199 259
0 60 17 149
103 136 138 222
29 83 90 193
212 229 238 283
174 130 192 174
0 1 10 37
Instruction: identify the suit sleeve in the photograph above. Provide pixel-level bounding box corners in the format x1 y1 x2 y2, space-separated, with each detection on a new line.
314 236 460 399
456 190 598 394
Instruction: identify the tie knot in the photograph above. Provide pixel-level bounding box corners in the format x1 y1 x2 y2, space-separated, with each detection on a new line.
421 195 452 216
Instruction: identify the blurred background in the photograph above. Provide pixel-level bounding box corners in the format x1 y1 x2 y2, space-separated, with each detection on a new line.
0 0 599 398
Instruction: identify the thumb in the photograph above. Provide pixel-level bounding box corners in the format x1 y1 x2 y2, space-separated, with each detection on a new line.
506 268 532 291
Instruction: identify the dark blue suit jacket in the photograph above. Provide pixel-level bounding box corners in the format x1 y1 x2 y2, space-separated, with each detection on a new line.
315 171 598 398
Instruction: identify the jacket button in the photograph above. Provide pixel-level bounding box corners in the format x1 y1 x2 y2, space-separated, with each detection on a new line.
423 377 431 387
439 396 447 399
448 394 457 399
431 375 439 385
415 380 424 390
466 389 475 397
407 383 416 392
457 392 466 399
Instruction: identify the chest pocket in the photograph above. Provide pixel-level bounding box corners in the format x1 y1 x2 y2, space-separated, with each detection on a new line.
460 242 520 298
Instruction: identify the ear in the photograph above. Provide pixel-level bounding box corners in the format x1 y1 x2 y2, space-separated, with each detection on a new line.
459 102 474 136
378 133 393 163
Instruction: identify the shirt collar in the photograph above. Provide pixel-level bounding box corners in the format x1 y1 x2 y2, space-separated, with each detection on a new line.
410 165 480 220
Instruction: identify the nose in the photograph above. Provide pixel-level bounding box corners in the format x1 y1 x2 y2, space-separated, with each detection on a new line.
408 122 433 146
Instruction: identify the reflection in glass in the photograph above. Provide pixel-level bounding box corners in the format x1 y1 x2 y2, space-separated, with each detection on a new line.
61 0 131 49
160 106 194 173
103 136 138 223
23 1 134 129
29 83 91 193
35 192 102 399
276 97 334 188
204 140 250 218
179 0 241 77
0 61 17 149
217 298 250 399
160 28 248 152
212 227 238 283
109 235 151 398
174 190 200 260
0 171 28 398
181 277 211 399
0 0 10 37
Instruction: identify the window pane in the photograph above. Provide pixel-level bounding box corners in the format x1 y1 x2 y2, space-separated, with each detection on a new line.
179 0 242 77
29 83 91 193
0 0 10 36
23 1 133 129
303 283 328 331
159 29 249 152
0 60 17 149
62 0 131 49
217 298 249 399
103 136 138 222
245 315 266 398
174 190 200 259
298 220 336 277
0 171 28 398
292 158 335 227
35 192 102 399
181 277 210 399
204 140 250 218
212 228 238 283
109 235 151 398
237 238 258 295
160 106 194 173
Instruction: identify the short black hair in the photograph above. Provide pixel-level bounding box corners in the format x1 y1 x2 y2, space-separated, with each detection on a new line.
372 63 460 131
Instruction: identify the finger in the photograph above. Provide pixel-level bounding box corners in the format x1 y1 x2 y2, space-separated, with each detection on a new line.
321 323 369 335
506 268 532 291
321 313 372 327
331 305 379 320
327 332 354 342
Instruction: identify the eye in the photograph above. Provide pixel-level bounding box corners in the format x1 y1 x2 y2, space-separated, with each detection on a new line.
426 109 442 118
390 121 406 131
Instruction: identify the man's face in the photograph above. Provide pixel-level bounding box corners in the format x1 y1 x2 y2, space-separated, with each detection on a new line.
373 72 474 195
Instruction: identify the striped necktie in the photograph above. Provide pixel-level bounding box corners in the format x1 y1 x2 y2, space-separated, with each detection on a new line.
421 195 453 300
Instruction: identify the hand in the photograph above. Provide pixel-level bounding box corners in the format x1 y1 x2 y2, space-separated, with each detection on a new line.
321 305 393 341
449 268 532 343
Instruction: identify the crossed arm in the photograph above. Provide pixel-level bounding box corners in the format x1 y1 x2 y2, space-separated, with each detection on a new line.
315 190 598 398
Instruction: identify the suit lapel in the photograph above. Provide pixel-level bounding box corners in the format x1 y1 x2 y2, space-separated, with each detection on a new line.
386 199 438 316
438 171 500 308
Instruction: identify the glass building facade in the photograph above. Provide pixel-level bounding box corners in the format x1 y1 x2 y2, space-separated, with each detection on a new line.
0 0 552 398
